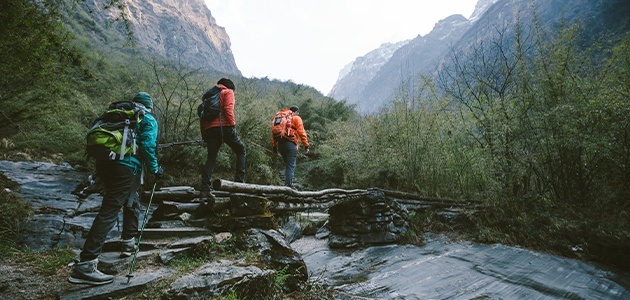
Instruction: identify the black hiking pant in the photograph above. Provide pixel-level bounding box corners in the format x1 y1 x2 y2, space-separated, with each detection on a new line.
201 126 246 190
80 163 141 261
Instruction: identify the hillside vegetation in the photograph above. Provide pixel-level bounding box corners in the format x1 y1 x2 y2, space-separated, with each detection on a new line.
1 0 629 274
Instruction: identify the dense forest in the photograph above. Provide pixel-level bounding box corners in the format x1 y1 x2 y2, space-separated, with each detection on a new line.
1 0 629 272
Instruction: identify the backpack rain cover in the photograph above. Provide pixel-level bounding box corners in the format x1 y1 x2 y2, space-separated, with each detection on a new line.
271 110 294 140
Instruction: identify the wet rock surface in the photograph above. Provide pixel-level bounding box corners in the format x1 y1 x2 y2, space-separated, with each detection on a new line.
292 234 630 299
3 160 630 299
0 160 308 299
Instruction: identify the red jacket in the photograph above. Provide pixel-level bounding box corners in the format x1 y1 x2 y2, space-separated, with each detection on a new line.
270 108 309 148
200 84 236 133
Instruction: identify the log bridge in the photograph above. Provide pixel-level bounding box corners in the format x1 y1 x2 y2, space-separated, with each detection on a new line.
146 179 478 248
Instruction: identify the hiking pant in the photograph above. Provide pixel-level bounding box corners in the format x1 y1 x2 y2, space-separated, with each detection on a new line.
80 163 141 261
201 126 246 190
278 139 297 187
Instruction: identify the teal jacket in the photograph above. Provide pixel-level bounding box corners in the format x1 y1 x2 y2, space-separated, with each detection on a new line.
117 107 159 174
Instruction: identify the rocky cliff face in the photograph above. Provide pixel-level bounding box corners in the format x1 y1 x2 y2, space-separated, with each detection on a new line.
94 0 240 75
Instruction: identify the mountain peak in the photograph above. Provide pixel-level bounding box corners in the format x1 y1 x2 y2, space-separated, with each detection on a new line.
469 0 501 22
328 40 409 98
328 0 629 114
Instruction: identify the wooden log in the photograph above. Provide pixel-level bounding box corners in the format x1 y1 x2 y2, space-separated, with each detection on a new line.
142 186 197 202
213 179 366 197
392 198 467 208
142 186 230 203
160 201 202 212
377 188 480 205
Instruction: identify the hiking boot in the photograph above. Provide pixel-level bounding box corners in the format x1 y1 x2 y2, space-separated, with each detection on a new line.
120 237 137 258
68 259 114 285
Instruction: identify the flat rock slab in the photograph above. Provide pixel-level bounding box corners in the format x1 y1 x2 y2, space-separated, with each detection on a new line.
164 260 271 299
0 161 86 207
98 250 158 275
140 227 212 239
59 267 176 300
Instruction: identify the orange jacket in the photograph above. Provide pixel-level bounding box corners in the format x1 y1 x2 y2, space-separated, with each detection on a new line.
200 84 236 133
270 108 309 148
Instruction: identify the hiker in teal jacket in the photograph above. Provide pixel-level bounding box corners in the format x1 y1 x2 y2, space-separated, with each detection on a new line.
69 92 163 286
120 95 160 175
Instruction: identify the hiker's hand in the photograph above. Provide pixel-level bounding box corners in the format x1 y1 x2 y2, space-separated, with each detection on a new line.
154 166 164 179
304 146 310 154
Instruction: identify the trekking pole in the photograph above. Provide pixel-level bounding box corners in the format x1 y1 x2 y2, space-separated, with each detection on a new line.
126 180 157 283
157 139 204 150
249 141 274 154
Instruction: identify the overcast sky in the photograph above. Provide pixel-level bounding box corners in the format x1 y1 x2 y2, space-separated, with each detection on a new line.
204 0 479 95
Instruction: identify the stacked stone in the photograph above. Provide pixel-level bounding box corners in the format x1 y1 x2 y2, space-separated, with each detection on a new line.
227 193 275 230
327 190 409 248
149 188 277 231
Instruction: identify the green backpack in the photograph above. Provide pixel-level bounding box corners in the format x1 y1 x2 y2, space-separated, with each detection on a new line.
86 101 145 161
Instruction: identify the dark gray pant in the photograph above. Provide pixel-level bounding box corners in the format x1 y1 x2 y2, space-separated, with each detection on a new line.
278 139 297 187
80 163 140 261
201 126 246 191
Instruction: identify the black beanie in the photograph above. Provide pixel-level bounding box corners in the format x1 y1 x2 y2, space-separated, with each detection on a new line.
290 105 299 112
217 78 235 91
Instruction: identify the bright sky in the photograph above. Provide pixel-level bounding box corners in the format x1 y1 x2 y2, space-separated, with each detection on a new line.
204 0 479 95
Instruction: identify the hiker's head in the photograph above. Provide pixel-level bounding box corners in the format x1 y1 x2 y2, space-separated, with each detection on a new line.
133 92 153 109
217 78 235 91
290 105 299 113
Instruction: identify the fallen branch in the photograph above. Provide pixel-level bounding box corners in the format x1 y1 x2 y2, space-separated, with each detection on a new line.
377 188 481 205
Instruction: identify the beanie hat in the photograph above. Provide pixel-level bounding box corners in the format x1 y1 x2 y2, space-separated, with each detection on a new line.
290 105 299 112
217 78 236 91
133 92 153 109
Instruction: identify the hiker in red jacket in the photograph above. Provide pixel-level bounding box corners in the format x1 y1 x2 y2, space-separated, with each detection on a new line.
271 105 309 188
200 78 246 197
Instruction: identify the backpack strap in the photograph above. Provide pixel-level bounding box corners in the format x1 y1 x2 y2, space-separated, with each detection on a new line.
119 119 131 160
218 87 224 139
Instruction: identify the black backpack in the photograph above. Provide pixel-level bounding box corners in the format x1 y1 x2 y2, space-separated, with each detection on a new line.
197 85 222 121
86 101 145 161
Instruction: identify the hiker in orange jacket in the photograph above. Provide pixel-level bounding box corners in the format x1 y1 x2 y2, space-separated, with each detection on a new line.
271 105 309 188
200 78 246 195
